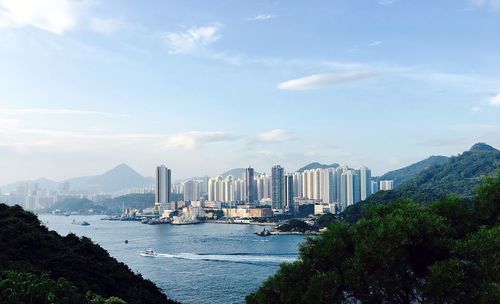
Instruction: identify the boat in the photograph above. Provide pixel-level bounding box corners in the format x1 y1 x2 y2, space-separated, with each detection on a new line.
139 248 157 257
71 219 90 226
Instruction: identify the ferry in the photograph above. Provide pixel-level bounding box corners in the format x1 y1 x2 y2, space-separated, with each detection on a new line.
139 248 157 257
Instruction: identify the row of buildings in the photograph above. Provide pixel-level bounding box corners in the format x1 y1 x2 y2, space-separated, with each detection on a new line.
156 164 395 216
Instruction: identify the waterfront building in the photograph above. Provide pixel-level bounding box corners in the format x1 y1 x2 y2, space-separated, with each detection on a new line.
271 165 285 210
245 166 256 204
284 173 294 213
183 180 201 201
154 165 171 212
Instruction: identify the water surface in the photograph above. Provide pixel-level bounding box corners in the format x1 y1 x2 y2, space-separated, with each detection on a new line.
39 215 304 304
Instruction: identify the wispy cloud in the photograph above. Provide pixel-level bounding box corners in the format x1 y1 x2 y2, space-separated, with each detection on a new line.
378 0 400 5
490 93 500 106
369 40 383 47
0 0 81 34
277 71 376 90
165 24 222 55
470 0 500 10
88 17 126 34
165 131 239 149
248 14 277 21
0 108 123 116
258 129 292 143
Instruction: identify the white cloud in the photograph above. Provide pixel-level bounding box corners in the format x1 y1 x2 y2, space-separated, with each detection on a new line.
258 129 292 143
88 17 125 34
165 24 221 55
471 0 500 10
490 93 500 106
277 71 376 90
249 14 277 21
165 131 239 149
0 0 81 34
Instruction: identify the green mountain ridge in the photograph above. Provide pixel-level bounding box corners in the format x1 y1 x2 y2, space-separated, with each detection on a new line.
344 143 500 223
378 155 449 187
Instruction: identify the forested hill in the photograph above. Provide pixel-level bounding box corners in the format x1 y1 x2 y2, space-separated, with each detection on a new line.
344 143 499 223
378 155 449 187
0 204 178 304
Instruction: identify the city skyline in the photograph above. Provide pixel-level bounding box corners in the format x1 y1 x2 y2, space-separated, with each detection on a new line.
1 0 499 185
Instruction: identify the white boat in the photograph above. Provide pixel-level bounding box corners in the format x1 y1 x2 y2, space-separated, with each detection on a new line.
171 216 201 225
139 248 157 257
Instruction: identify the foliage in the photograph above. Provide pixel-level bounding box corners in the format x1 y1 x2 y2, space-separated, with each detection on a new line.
277 219 312 233
247 173 500 303
0 204 178 304
296 162 339 173
0 271 126 304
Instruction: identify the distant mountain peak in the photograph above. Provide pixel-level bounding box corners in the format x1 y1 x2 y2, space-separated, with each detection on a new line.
469 143 498 152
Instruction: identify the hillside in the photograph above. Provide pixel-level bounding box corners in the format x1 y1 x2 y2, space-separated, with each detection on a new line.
247 173 500 304
378 155 449 187
0 204 177 304
296 162 339 172
344 143 500 223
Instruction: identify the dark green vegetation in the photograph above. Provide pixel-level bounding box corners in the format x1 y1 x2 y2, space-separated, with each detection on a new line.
0 271 126 304
297 162 339 173
277 219 312 233
0 204 177 304
47 198 108 214
345 143 499 223
377 155 449 187
247 173 500 304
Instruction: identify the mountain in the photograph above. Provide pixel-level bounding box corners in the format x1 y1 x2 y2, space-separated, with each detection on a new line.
378 155 449 187
296 162 339 172
1 164 153 194
65 163 151 192
221 168 260 178
0 203 177 304
344 143 500 223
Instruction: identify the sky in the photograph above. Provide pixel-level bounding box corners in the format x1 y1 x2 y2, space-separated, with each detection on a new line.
0 0 499 185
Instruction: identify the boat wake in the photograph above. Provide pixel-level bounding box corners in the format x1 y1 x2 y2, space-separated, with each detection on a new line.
155 252 297 264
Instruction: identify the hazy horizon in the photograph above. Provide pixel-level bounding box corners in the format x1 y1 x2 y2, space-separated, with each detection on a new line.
1 0 499 185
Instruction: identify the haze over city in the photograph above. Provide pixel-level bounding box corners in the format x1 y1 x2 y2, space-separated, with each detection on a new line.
1 0 499 185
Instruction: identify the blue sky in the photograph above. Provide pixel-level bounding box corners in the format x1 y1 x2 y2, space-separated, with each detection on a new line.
0 0 499 184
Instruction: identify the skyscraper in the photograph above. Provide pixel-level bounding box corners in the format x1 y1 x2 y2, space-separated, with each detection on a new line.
154 165 171 212
271 165 284 210
284 173 294 213
245 166 255 204
183 180 201 201
359 166 372 201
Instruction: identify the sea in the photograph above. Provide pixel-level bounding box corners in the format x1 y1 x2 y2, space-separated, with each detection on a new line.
39 215 305 304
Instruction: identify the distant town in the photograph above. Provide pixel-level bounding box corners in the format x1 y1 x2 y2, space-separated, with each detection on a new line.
0 163 394 225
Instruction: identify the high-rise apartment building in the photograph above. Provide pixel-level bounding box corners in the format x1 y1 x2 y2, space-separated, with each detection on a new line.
380 180 394 191
284 173 294 213
183 180 201 201
271 165 284 210
245 166 256 204
154 165 171 211
359 166 372 200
